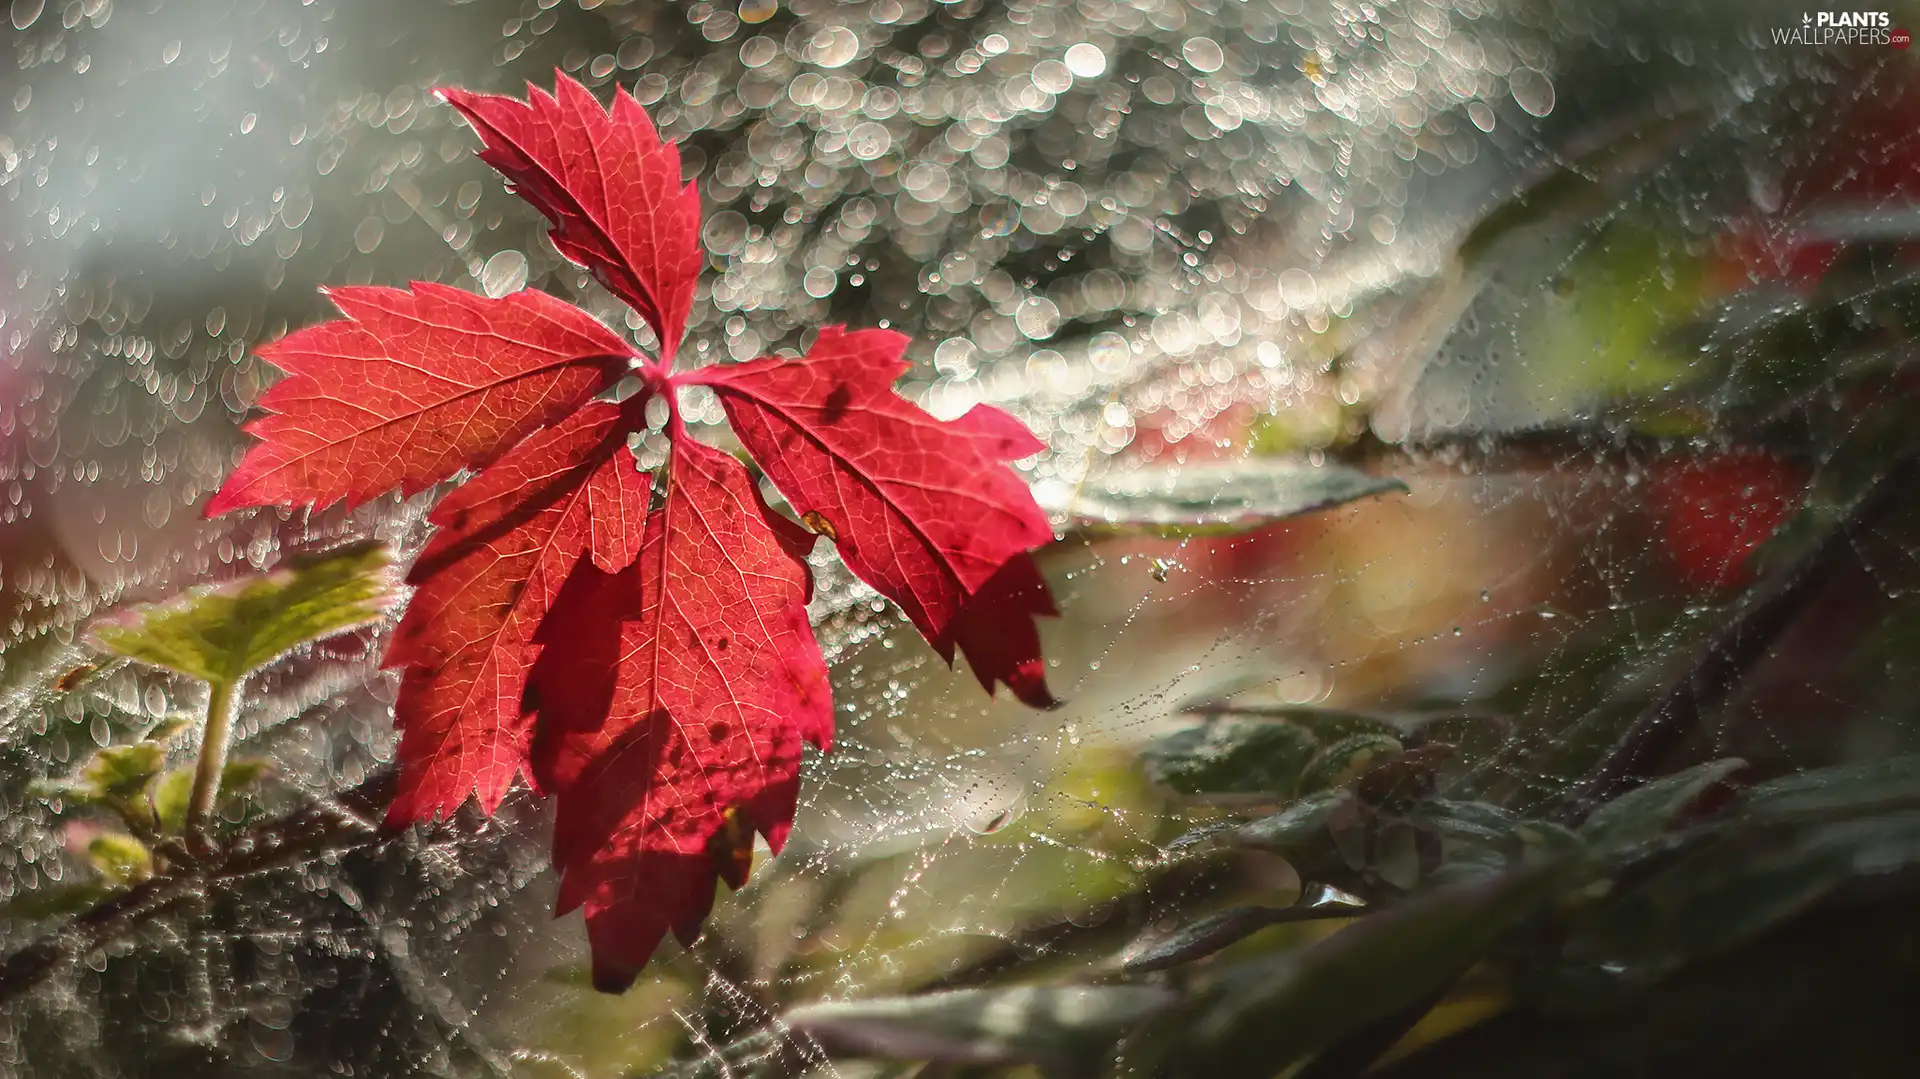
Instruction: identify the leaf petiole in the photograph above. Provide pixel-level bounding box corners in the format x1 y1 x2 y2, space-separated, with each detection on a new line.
185 678 241 846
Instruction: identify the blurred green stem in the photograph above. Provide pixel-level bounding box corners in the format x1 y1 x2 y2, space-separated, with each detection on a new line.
187 678 240 840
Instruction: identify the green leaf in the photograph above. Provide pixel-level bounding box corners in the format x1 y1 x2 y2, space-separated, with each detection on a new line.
1541 814 1920 1003
152 759 269 835
1046 461 1405 538
142 716 193 743
0 882 117 920
1408 800 1526 848
89 542 395 685
86 833 152 886
1453 111 1703 269
151 770 192 835
72 743 167 803
1735 756 1920 821
1298 733 1405 795
1118 887 1368 973
1190 864 1571 1078
1185 704 1405 745
785 986 1178 1067
1579 758 1748 850
1142 719 1320 798
1231 790 1351 854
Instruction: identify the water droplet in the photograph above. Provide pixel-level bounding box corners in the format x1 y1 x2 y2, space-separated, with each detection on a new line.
934 338 978 379
1015 296 1061 340
803 267 837 298
1183 37 1224 73
10 0 42 30
846 122 891 160
1032 60 1073 95
1064 43 1107 79
810 26 859 68
1509 68 1555 118
480 250 528 297
353 217 384 254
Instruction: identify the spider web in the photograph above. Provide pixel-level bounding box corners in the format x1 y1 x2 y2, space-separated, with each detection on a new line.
0 0 1913 1075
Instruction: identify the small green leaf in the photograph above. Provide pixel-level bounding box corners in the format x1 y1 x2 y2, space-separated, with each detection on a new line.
1191 864 1570 1078
1299 733 1405 795
142 716 193 743
218 758 271 794
1579 758 1749 850
1142 719 1320 798
89 542 395 685
785 986 1178 1067
151 769 192 835
1047 461 1406 538
83 743 168 801
151 759 268 835
86 833 152 886
0 882 117 920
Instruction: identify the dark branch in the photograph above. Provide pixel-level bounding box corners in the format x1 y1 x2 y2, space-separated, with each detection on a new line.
1552 448 1920 826
0 769 398 1010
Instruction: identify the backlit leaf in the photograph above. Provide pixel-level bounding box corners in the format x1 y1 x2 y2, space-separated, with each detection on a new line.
90 543 396 685
205 74 1058 990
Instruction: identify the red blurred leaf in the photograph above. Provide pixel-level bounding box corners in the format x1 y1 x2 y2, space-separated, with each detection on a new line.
441 75 703 363
206 74 1056 987
694 327 1057 702
1648 451 1805 590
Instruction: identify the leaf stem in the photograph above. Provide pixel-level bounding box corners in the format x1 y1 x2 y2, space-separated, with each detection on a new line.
186 678 241 842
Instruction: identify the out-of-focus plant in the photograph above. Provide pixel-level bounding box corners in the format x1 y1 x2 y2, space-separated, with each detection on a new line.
14 543 394 917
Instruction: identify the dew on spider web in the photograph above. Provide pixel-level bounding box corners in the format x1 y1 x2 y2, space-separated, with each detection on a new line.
0 0 1901 1074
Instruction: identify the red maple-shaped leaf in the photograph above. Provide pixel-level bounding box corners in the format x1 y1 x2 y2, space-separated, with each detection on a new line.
439 78 703 362
205 284 630 516
692 327 1056 705
206 72 1058 989
526 434 830 991
382 401 647 824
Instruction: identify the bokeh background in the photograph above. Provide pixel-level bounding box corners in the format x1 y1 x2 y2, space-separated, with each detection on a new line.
4 0 1920 1074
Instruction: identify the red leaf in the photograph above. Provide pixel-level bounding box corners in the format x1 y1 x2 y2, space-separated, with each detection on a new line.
525 434 830 991
440 75 703 363
1648 451 1805 590
382 402 647 824
693 327 1057 701
207 76 1059 991
944 552 1059 710
205 283 630 516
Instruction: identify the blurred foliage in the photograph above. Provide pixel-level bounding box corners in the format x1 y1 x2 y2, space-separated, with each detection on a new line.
3 0 1920 1076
